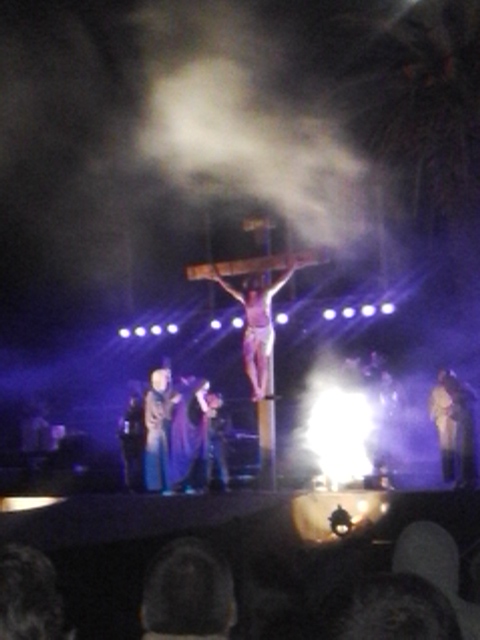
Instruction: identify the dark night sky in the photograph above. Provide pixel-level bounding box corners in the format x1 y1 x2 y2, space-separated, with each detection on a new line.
2 0 480 419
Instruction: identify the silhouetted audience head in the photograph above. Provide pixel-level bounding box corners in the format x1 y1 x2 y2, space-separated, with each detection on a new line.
392 519 480 640
0 542 66 640
320 571 463 640
141 536 236 638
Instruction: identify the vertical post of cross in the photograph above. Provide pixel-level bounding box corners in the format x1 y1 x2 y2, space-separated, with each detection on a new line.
243 216 277 491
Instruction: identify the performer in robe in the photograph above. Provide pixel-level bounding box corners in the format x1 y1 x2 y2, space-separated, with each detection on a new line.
441 369 477 489
144 367 179 493
207 261 298 401
429 367 478 488
429 368 457 485
170 377 210 494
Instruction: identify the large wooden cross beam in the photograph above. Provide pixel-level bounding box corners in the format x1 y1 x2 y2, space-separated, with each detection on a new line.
185 248 329 281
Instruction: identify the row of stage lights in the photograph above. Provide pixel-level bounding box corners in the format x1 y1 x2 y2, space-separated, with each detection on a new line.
117 302 396 339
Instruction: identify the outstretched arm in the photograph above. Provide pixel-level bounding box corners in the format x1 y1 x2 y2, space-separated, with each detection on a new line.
207 268 245 304
266 261 297 298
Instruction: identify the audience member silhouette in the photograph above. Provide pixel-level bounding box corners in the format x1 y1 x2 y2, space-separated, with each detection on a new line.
392 520 480 640
0 542 72 640
140 536 237 639
320 571 463 640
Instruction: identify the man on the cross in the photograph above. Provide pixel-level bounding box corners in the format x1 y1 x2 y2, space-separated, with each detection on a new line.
208 260 298 402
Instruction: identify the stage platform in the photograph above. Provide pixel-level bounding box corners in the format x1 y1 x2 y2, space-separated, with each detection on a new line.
2 483 480 551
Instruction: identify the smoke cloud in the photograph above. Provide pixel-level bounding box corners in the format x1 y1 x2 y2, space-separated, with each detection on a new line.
133 0 371 247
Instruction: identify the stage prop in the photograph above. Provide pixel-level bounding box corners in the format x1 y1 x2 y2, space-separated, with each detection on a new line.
186 215 328 490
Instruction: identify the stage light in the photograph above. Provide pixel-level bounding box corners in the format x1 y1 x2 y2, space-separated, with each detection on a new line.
150 325 162 335
305 387 375 490
323 309 336 320
275 312 289 325
134 326 147 337
329 505 353 537
1 497 66 513
291 491 389 544
166 323 179 334
380 302 396 315
342 307 356 319
118 328 131 338
361 304 376 317
210 319 222 330
232 317 244 329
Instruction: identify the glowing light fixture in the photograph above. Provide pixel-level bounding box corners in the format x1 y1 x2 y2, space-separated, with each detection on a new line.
1 497 66 513
134 326 147 337
150 325 162 335
361 304 376 317
118 328 131 338
275 312 289 325
232 317 244 329
342 307 356 319
305 387 374 489
380 302 396 315
329 505 353 537
210 319 222 330
166 323 179 334
323 308 336 321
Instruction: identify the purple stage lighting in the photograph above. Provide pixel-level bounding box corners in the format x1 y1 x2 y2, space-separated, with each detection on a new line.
166 323 179 334
134 326 147 337
232 317 244 329
118 328 131 338
150 325 162 335
380 302 396 315
210 319 222 330
323 309 336 321
275 312 289 325
342 307 356 319
361 304 376 317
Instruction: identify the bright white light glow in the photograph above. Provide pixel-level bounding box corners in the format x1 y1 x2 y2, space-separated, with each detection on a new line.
232 317 244 329
166 323 179 334
134 326 147 337
150 325 162 335
380 302 396 315
275 312 289 325
356 499 369 514
118 328 131 338
342 307 356 319
305 387 374 487
1 497 66 513
210 319 222 330
361 304 376 317
323 308 336 320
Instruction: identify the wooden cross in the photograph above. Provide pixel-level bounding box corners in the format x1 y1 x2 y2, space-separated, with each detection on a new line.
186 248 328 281
186 233 329 490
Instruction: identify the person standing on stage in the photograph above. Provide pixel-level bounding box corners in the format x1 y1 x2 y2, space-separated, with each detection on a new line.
170 377 210 494
443 369 478 489
429 368 458 485
206 391 232 492
144 367 178 493
429 367 478 488
118 392 146 493
207 261 297 401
